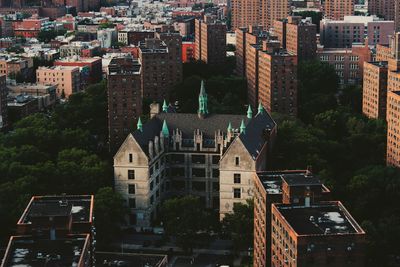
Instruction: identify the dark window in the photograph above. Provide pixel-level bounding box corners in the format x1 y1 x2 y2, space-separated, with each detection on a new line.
150 195 154 205
150 181 154 191
130 214 137 225
213 182 219 191
234 188 241 198
129 198 136 208
234 173 241 184
192 181 206 191
128 170 135 180
235 157 240 166
128 184 135 194
129 153 133 163
212 169 219 178
192 154 206 164
192 168 206 177
212 155 220 164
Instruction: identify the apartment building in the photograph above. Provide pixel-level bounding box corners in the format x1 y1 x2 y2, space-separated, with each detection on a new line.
36 66 81 98
194 15 226 65
107 56 142 153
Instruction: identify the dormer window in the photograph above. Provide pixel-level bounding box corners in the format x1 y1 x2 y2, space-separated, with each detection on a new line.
235 157 240 166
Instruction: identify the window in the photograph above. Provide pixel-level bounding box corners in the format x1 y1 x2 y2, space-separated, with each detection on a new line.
234 174 241 184
130 214 137 225
234 188 241 199
150 181 154 191
128 170 135 180
129 198 136 208
128 184 135 194
235 157 240 166
129 153 133 163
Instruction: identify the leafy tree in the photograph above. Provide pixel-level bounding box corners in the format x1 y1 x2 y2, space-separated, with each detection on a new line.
161 196 211 252
95 187 126 245
37 29 67 43
297 60 339 123
221 199 254 252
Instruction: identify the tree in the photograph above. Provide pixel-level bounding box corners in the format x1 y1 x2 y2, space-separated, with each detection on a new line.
161 196 211 252
221 199 254 252
297 60 339 123
37 29 67 43
94 187 126 245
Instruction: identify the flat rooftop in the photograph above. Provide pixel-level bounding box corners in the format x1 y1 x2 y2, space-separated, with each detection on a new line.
18 195 93 224
276 202 364 236
96 252 167 267
2 235 89 267
368 61 388 67
257 171 319 194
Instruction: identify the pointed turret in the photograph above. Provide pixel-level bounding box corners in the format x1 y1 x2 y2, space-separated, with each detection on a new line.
162 100 168 112
227 122 232 133
247 105 253 119
240 119 246 134
198 80 208 119
162 120 169 137
137 117 143 132
258 103 265 115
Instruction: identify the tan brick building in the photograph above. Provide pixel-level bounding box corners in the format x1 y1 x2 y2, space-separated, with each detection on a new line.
36 66 81 98
274 16 317 62
387 91 400 167
195 15 226 65
231 0 289 30
362 61 388 119
324 0 354 20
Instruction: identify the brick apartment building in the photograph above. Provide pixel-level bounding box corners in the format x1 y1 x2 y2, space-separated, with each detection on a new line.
317 43 372 86
320 16 394 48
253 171 366 267
12 16 53 38
324 0 354 20
258 40 298 117
230 0 289 30
271 201 366 266
107 56 142 153
362 61 388 119
0 56 34 80
387 91 400 167
0 74 7 130
117 30 155 46
54 56 102 85
274 16 317 62
182 41 195 62
0 195 94 267
235 26 269 77
368 0 400 32
139 36 182 102
36 66 81 98
195 15 226 65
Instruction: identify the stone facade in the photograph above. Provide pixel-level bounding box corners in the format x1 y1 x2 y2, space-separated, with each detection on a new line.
113 82 277 228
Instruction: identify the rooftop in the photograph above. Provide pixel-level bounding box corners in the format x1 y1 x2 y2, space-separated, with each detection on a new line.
18 195 94 225
2 235 89 267
96 252 167 267
275 201 365 236
256 171 318 194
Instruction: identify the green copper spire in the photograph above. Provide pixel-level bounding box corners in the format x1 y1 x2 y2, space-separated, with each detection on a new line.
162 100 168 112
137 117 143 132
247 105 253 119
198 80 208 118
240 119 246 134
227 122 232 132
162 120 169 137
258 103 265 115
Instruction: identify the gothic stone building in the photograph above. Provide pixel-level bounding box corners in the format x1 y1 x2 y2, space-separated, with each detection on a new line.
113 81 277 228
